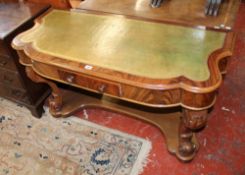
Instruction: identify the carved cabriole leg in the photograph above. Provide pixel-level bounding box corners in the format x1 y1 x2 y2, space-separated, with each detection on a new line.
25 67 62 116
178 108 208 161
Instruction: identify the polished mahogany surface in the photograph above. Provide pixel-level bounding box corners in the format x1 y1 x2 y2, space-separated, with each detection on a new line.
12 9 235 110
26 0 71 9
76 0 240 31
16 10 227 81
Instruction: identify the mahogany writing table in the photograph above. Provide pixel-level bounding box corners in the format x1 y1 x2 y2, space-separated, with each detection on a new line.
12 10 235 161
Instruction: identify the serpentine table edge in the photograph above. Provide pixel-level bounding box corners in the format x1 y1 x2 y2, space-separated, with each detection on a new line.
11 9 236 162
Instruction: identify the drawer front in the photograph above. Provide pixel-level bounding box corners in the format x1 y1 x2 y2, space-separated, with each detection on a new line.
0 68 24 89
0 55 17 71
58 70 123 97
0 83 30 104
0 41 9 57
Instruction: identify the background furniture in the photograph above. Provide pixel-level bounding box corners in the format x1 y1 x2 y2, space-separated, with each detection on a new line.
73 0 240 31
1 0 71 9
150 0 224 16
26 0 70 9
0 2 50 117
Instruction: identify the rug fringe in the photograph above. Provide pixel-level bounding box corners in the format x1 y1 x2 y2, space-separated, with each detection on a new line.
130 138 152 175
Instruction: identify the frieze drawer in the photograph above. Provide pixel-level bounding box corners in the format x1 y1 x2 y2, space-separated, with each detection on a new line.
0 41 9 57
0 68 24 89
0 55 17 71
58 70 123 97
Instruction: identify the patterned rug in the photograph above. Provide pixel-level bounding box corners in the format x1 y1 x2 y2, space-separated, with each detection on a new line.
0 97 151 175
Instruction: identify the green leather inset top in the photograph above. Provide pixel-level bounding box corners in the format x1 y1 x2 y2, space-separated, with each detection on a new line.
20 10 226 81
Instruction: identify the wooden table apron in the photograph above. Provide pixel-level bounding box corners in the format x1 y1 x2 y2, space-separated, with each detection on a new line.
12 9 235 162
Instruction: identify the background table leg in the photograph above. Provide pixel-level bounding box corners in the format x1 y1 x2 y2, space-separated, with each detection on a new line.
25 66 63 116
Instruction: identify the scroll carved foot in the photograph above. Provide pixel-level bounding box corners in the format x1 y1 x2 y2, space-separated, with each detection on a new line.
48 93 62 113
178 125 196 158
178 108 208 161
25 67 62 116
